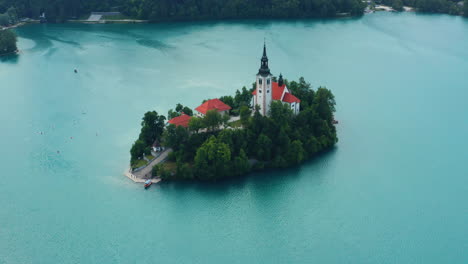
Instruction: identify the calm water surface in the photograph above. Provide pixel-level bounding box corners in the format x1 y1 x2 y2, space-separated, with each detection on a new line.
1 12 467 263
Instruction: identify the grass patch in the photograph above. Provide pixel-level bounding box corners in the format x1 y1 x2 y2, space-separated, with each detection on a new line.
229 119 243 128
146 155 155 161
131 159 148 169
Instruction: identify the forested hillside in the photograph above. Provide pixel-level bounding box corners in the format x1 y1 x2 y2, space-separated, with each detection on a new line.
0 0 365 23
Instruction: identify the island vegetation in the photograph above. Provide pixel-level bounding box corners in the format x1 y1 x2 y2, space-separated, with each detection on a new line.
0 29 17 55
130 78 338 181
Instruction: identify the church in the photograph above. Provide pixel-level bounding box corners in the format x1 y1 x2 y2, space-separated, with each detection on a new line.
252 44 301 116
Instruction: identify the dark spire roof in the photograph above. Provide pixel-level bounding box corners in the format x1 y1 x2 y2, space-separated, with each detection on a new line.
278 73 284 86
258 41 271 76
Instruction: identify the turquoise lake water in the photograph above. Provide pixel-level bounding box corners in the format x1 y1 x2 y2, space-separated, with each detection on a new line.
1 12 467 263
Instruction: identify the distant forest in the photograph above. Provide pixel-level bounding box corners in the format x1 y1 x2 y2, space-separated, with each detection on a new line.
0 0 466 23
0 0 366 22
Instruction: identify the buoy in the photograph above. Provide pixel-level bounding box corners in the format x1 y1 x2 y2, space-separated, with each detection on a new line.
74 69 78 73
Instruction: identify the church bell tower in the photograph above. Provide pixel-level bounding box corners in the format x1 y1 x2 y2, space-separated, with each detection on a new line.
255 42 273 116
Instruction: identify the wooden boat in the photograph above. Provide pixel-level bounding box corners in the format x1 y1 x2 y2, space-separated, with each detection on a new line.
144 179 152 189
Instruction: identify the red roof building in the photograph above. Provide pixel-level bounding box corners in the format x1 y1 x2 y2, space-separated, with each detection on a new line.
168 114 192 128
252 81 300 107
251 44 301 116
282 92 300 103
195 98 232 116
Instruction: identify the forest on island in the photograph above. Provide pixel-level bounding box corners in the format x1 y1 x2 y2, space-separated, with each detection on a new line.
130 78 338 181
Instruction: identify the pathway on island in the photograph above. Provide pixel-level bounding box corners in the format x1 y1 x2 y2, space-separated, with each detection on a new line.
124 148 172 183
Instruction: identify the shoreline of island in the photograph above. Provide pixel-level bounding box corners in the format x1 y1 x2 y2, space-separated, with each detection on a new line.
126 44 338 184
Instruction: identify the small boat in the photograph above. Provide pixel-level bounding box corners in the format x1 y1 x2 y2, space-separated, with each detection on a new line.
144 179 152 189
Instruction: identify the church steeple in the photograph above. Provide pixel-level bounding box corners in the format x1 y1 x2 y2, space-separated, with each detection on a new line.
278 73 284 86
258 42 271 76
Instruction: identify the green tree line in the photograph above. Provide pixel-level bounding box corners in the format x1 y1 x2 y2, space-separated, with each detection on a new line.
0 0 365 23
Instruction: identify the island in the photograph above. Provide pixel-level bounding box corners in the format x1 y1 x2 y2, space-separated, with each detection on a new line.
127 43 338 182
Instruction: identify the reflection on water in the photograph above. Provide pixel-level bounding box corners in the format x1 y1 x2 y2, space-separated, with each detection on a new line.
0 52 19 63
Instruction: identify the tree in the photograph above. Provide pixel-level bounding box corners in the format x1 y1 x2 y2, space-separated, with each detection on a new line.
175 103 183 112
286 140 305 165
234 87 253 107
0 29 17 55
182 106 193 116
232 149 250 176
0 13 9 26
392 0 404 11
314 87 336 124
168 104 193 119
222 112 230 129
203 110 222 131
163 124 189 151
239 105 251 127
269 100 293 130
167 109 179 119
194 136 231 179
256 134 273 161
139 111 166 146
188 116 204 133
6 7 17 23
219 95 235 109
130 139 146 162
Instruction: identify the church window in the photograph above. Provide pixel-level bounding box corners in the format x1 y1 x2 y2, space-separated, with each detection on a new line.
259 89 262 93
259 79 262 85
267 79 270 85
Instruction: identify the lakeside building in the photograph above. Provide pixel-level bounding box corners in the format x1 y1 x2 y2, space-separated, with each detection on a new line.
168 113 192 128
252 44 301 116
195 98 231 117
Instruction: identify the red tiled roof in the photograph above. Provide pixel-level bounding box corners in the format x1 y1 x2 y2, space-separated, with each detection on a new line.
168 114 192 128
195 98 232 115
272 82 287 100
252 81 286 100
282 92 301 103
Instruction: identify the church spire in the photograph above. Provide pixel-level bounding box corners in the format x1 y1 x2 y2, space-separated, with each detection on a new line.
258 41 271 76
278 73 284 86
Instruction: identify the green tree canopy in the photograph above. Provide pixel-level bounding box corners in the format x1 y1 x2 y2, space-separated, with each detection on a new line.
194 136 231 180
130 139 146 162
0 29 17 55
203 109 222 132
139 111 166 146
188 116 204 133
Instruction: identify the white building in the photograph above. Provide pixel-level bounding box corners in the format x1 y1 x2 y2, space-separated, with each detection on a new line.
252 44 300 116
